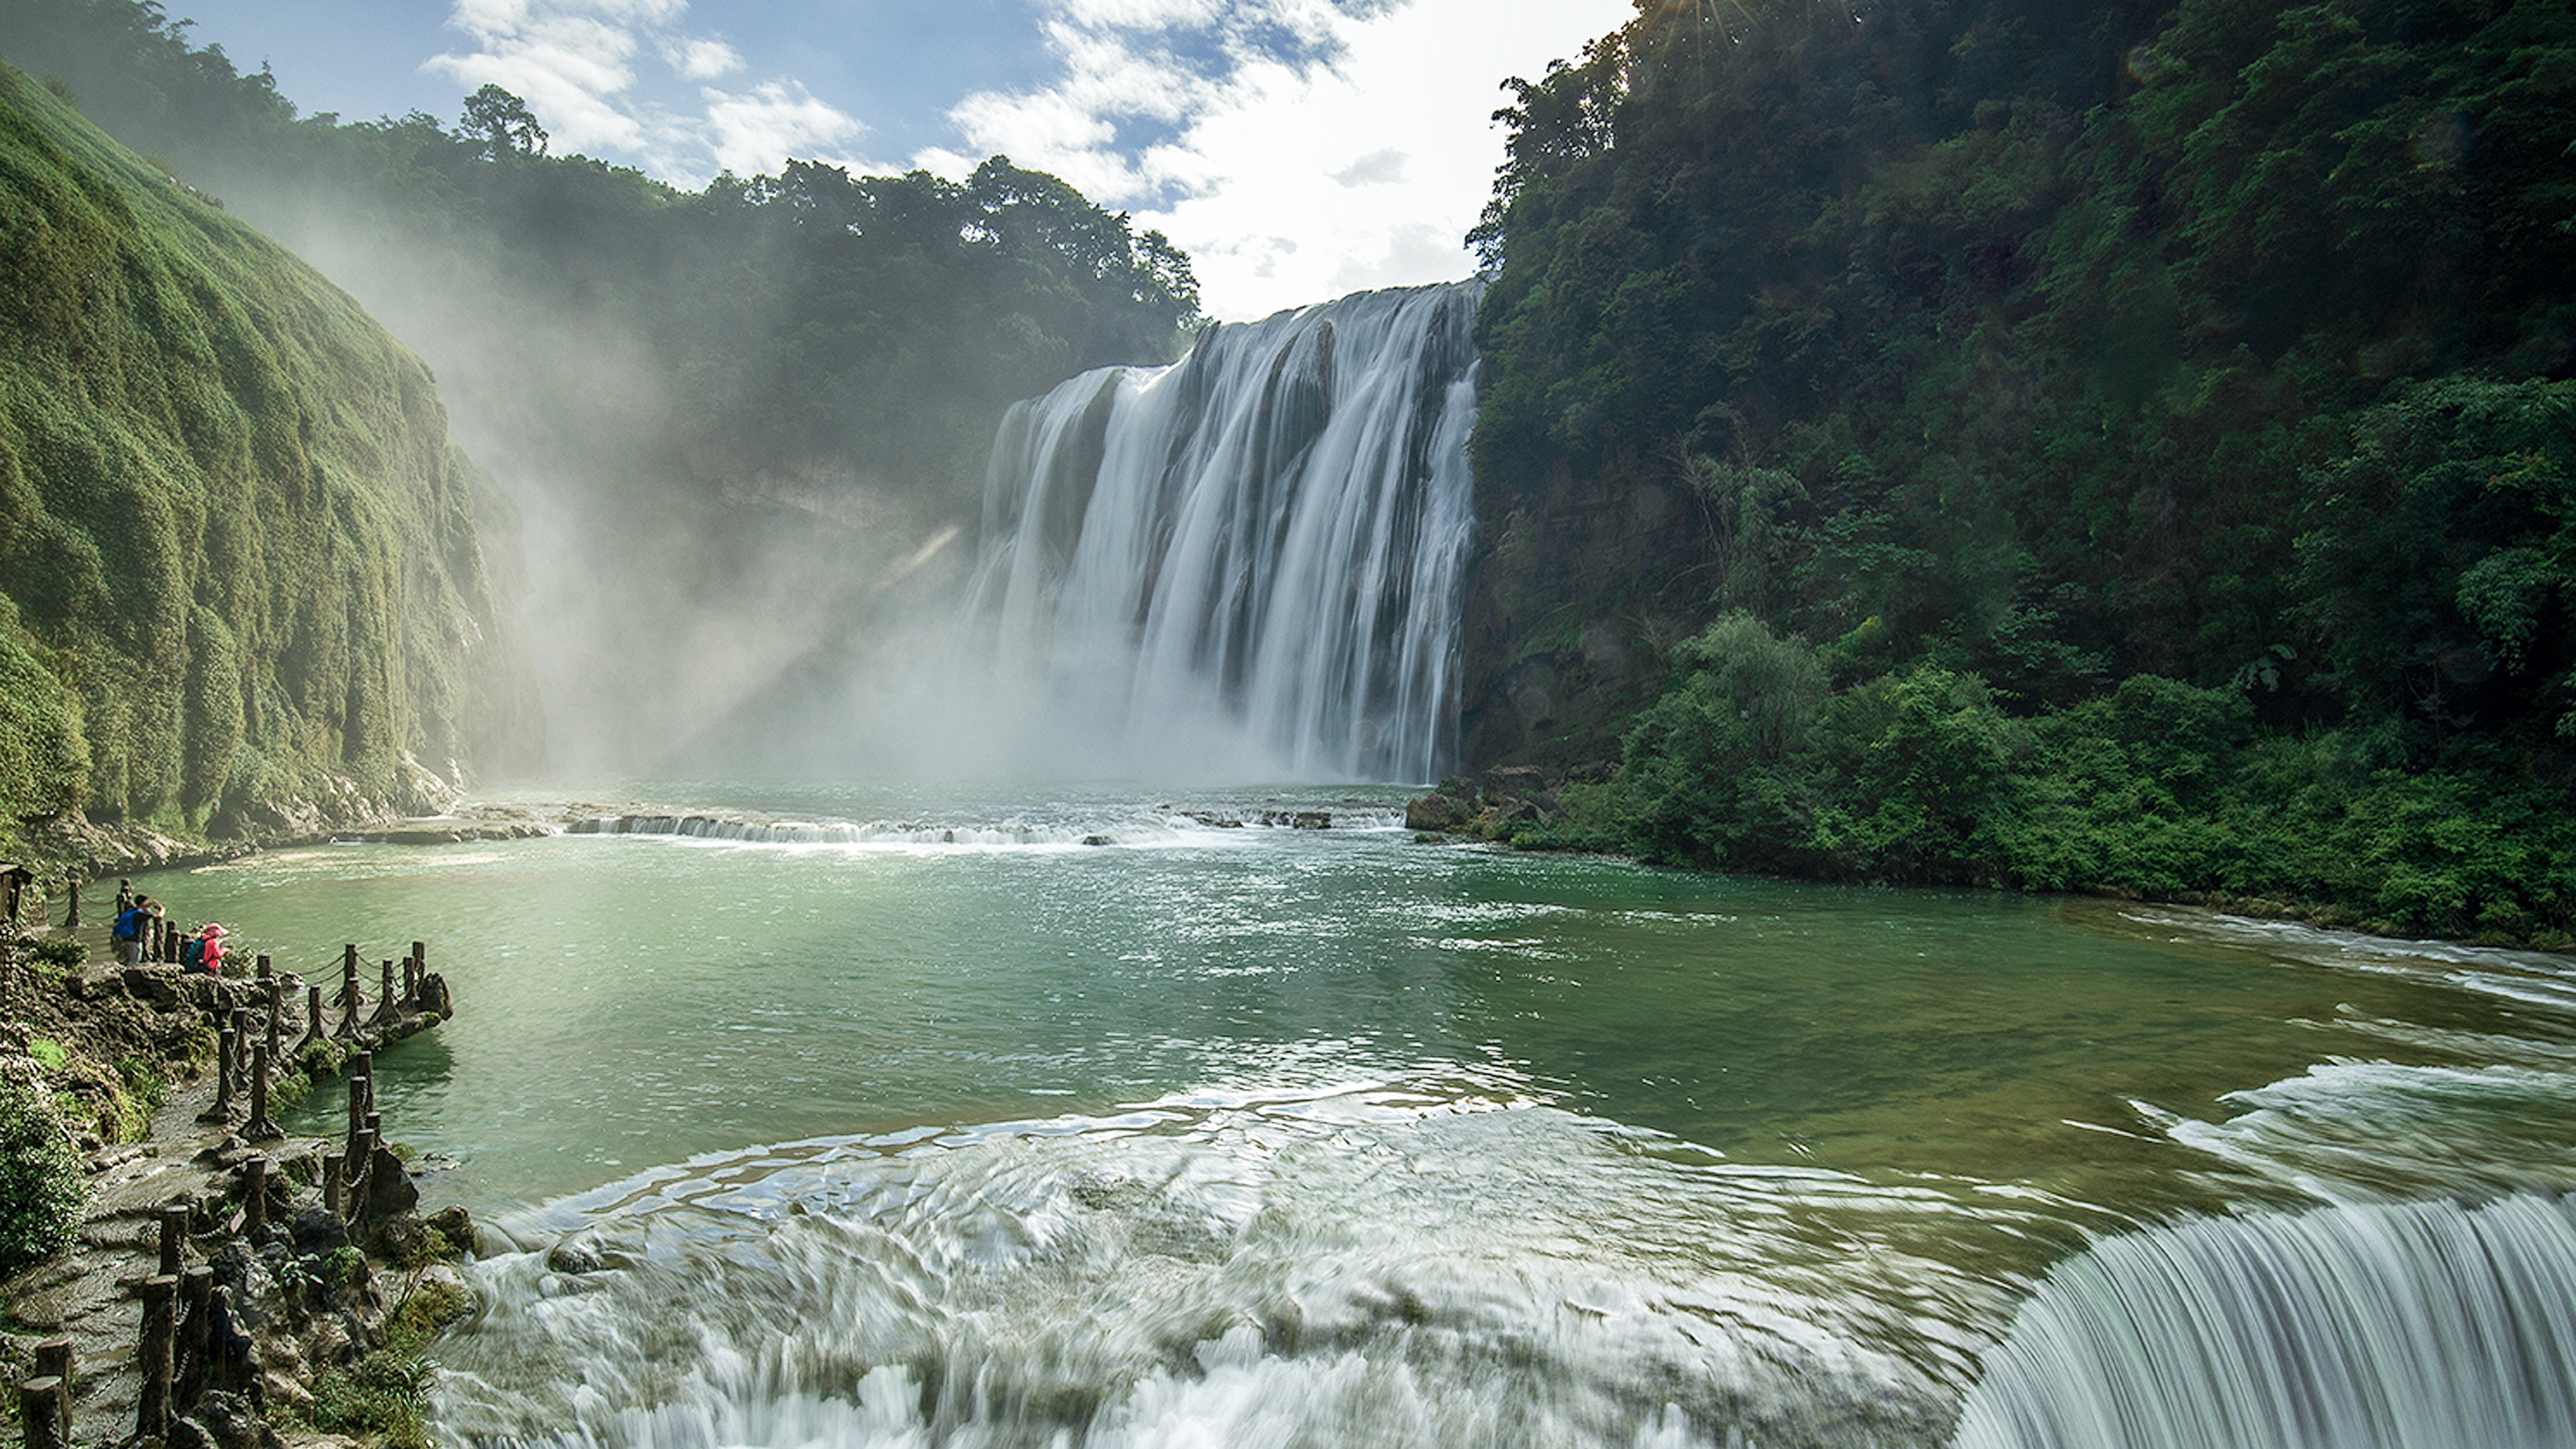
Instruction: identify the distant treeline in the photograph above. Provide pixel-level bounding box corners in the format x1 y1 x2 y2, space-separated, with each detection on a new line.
0 0 1202 505
1469 0 2576 943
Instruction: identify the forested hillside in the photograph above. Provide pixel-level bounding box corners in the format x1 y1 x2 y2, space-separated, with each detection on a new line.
0 63 538 852
1469 0 2576 942
0 0 1202 770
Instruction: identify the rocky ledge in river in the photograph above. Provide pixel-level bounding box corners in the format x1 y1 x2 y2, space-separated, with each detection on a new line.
1404 766 1603 843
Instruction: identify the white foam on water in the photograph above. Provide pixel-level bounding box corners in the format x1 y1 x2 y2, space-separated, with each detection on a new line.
435 1084 2022 1449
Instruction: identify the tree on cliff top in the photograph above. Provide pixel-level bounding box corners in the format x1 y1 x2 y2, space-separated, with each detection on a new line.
459 84 546 160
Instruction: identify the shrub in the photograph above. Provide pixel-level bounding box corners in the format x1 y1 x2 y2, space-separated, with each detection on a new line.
310 1283 466 1449
310 1350 432 1449
27 938 83 971
0 1080 87 1277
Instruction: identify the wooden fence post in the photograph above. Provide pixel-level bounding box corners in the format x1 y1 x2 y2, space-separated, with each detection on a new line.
245 1039 280 1142
19 1378 63 1449
134 1275 175 1440
262 973 283 1065
32 1340 70 1444
158 1202 188 1277
337 947 361 1038
241 1157 269 1236
200 1028 236 1124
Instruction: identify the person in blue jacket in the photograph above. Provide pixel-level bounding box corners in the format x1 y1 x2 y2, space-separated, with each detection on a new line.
112 897 146 966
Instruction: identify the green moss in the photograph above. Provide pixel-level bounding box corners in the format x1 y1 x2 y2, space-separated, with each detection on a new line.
0 63 533 833
297 1038 347 1079
394 1280 471 1335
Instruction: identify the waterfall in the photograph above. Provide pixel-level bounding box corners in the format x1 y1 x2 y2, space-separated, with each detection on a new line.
967 283 1480 783
1950 1193 2576 1449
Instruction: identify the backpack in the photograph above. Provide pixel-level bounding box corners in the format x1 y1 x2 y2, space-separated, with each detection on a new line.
182 936 205 970
112 907 139 942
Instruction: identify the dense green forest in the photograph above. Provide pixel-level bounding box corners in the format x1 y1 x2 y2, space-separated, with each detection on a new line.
0 0 1201 771
0 63 537 851
1467 0 2576 942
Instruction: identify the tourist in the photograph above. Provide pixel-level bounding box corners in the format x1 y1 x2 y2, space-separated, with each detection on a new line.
197 922 228 976
112 895 147 966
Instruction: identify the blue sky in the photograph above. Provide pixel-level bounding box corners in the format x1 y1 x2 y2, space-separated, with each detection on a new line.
169 0 1631 319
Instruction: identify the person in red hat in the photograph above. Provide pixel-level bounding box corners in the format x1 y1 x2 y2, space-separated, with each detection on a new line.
196 922 228 976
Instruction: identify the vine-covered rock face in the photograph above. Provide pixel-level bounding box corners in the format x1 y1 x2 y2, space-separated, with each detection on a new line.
0 64 541 841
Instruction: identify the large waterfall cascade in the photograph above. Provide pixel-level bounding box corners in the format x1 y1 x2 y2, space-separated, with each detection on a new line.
967 283 1481 783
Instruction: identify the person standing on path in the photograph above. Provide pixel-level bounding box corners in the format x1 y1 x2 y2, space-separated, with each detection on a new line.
112 895 147 966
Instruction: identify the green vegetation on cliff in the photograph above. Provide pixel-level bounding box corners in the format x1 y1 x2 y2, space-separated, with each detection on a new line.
1470 0 2576 941
0 63 537 843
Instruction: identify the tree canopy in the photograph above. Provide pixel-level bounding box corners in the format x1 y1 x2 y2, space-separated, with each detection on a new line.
1469 0 2576 942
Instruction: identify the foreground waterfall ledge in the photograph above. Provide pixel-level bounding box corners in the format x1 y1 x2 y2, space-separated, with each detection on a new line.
1950 1193 2576 1449
968 284 1481 784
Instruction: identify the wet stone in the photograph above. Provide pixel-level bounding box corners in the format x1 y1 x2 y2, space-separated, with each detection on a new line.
167 1389 282 1449
544 1239 605 1275
288 1207 348 1258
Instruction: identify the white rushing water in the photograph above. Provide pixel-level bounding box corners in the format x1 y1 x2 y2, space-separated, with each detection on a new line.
965 285 1480 784
438 1082 1999 1449
1950 1194 2576 1449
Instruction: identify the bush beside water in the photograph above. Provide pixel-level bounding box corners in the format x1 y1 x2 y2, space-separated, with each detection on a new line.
1531 613 2575 946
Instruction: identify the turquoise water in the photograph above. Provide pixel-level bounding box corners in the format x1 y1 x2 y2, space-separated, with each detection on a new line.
139 785 2576 1447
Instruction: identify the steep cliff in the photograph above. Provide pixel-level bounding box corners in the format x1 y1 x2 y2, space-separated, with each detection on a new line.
0 64 538 848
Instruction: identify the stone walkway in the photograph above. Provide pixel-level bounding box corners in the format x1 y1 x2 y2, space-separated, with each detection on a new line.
6 952 451 1449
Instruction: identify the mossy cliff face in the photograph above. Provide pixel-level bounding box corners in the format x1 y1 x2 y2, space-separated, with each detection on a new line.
0 66 539 841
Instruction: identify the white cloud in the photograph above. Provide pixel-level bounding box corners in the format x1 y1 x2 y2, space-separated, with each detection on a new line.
916 0 1633 321
1332 148 1406 188
703 80 865 180
667 37 743 80
427 0 873 185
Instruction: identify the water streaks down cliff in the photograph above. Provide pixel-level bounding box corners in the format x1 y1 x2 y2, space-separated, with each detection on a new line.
968 285 1480 784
